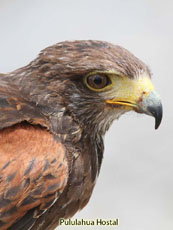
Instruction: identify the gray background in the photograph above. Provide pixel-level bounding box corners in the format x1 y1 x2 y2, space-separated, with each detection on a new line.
0 0 172 230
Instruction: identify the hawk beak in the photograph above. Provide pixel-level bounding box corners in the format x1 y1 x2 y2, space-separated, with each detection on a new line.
137 91 162 129
105 76 163 129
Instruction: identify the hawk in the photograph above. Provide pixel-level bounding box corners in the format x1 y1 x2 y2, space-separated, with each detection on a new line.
0 40 162 230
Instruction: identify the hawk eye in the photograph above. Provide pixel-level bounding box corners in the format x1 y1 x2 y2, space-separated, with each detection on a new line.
86 74 111 90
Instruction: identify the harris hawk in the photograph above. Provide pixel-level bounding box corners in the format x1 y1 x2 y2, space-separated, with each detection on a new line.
0 40 162 230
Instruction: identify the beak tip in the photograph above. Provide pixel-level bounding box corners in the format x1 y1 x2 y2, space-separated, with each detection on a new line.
155 120 161 130
154 108 163 130
147 103 163 130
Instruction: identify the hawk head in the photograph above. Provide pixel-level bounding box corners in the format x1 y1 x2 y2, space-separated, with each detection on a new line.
17 40 162 136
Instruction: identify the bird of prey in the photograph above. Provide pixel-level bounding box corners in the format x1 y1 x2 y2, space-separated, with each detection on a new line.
0 40 162 230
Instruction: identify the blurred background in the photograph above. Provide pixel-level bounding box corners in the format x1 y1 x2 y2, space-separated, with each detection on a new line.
0 0 172 230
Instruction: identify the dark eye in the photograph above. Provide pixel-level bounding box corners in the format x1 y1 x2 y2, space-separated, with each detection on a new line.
86 74 111 90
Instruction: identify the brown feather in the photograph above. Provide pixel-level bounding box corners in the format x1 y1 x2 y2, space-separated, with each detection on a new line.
0 123 68 229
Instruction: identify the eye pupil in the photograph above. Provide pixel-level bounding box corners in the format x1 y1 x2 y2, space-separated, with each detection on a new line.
93 76 102 85
86 74 111 90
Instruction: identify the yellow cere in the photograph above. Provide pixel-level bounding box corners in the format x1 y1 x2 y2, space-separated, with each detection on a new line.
106 73 155 109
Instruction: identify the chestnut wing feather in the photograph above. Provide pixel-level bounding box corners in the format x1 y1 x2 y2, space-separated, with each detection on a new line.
0 124 69 230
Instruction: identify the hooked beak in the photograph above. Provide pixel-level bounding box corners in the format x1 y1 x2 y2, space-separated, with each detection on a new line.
106 76 163 129
137 91 162 129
